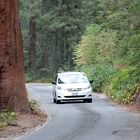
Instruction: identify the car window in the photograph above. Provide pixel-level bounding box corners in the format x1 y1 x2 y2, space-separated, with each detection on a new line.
57 74 88 84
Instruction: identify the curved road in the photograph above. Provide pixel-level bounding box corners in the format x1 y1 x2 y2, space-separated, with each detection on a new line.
17 83 140 140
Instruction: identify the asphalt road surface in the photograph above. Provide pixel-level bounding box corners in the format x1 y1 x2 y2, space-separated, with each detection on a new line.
16 83 140 140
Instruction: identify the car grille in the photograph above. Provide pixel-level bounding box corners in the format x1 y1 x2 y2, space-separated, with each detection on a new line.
64 95 85 98
67 88 82 92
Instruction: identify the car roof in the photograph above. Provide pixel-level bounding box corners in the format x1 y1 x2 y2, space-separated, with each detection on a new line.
58 72 86 76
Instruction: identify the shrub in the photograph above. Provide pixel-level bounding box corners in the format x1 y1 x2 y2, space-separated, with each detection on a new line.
105 67 138 104
0 112 17 128
77 64 115 92
29 99 40 114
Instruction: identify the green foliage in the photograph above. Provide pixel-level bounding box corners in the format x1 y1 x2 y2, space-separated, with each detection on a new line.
127 34 140 67
74 0 140 104
36 0 85 73
25 72 53 83
74 24 117 65
19 0 140 104
74 24 117 92
35 77 53 83
19 0 102 80
76 64 115 92
29 99 40 114
105 68 138 104
25 72 33 83
0 112 17 128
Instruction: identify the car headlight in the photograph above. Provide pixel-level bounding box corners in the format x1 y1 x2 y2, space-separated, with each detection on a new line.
57 86 67 91
83 86 90 90
57 86 62 90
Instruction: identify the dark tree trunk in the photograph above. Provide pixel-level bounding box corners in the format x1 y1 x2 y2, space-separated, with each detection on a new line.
29 0 36 75
0 0 30 112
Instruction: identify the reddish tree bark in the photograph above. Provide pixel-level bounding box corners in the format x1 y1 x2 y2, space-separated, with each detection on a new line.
0 0 30 112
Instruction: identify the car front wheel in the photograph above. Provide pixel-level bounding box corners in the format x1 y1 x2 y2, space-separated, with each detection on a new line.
53 98 56 103
88 98 92 103
84 99 92 103
56 99 61 104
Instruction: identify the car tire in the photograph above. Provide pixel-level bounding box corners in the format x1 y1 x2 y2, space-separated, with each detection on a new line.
88 99 92 103
84 99 92 103
56 100 61 104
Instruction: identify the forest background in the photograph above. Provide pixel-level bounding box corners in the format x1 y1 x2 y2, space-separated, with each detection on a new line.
19 0 140 104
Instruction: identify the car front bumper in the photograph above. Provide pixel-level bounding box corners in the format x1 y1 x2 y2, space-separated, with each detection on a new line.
55 89 92 101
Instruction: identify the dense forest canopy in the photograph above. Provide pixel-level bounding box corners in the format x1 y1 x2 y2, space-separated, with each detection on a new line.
19 0 140 104
19 0 99 79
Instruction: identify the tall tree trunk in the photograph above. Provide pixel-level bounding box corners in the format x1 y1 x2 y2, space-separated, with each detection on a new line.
0 0 30 112
29 0 36 76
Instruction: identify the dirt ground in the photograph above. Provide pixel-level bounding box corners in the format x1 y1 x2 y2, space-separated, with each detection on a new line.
123 104 140 112
95 93 140 112
0 112 47 140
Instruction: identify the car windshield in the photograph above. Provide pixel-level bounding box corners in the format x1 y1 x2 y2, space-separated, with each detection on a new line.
58 74 88 84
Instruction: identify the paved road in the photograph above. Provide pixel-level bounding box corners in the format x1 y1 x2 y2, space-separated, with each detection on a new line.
17 83 140 140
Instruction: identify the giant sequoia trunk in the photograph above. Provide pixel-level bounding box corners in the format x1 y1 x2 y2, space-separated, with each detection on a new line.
0 0 30 112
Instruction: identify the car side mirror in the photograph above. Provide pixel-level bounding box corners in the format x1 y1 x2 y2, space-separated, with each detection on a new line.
52 81 56 85
89 80 93 83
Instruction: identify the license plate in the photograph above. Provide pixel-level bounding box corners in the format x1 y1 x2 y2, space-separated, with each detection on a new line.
72 93 78 96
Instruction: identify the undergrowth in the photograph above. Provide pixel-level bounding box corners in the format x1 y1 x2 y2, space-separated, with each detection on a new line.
0 112 17 129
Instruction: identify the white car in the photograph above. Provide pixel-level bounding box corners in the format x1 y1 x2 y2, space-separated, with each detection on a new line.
52 72 93 104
